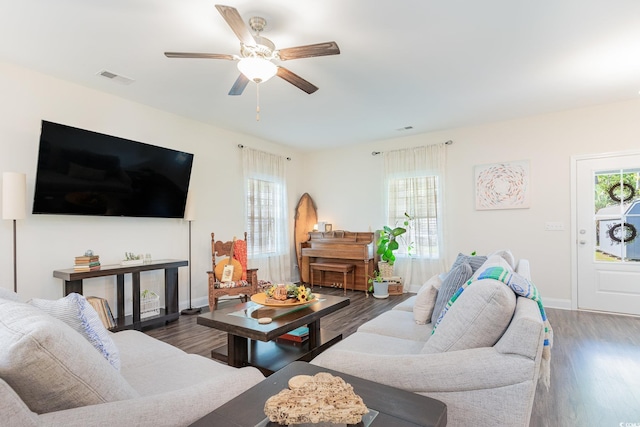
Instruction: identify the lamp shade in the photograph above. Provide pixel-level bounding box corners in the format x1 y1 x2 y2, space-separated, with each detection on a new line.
183 189 195 221
2 172 26 220
237 57 277 83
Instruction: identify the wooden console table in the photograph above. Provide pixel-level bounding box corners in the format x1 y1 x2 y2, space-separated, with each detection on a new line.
53 259 187 331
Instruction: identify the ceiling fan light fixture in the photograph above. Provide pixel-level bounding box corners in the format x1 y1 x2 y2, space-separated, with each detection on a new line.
237 57 277 83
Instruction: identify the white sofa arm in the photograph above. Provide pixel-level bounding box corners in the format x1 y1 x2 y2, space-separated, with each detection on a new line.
311 346 536 394
39 367 263 427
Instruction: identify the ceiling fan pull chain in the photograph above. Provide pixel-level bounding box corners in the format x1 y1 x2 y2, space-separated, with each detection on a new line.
256 83 261 121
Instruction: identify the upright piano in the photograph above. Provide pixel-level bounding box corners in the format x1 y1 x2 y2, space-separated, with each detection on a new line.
299 231 375 292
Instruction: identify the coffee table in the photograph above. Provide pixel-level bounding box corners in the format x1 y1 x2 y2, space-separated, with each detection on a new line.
189 361 447 427
197 293 349 375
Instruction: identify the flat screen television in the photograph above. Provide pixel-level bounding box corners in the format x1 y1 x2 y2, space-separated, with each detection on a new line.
32 121 194 218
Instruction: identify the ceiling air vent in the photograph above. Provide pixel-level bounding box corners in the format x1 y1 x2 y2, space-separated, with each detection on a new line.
96 69 135 85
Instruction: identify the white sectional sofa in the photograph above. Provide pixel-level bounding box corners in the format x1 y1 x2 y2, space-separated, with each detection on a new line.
311 253 547 427
0 291 265 427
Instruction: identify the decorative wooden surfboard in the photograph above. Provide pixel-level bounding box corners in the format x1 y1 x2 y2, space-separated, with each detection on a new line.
294 193 318 283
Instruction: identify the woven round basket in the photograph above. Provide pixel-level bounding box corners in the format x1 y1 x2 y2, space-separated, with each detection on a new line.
378 261 394 278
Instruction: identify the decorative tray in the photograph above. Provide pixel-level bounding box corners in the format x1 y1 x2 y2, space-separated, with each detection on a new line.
251 293 317 307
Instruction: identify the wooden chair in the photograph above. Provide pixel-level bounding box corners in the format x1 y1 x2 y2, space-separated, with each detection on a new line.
207 232 259 310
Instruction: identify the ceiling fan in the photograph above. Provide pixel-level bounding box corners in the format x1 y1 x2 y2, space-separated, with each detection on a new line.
164 4 340 96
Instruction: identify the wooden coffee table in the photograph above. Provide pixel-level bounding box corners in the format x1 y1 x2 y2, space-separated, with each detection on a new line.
189 361 447 427
197 294 349 375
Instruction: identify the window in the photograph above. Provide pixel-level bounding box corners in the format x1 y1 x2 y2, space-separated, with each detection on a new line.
242 147 290 282
387 175 441 257
246 177 283 256
382 144 447 285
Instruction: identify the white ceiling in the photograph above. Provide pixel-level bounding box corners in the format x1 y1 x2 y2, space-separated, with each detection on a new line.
1 1 639 151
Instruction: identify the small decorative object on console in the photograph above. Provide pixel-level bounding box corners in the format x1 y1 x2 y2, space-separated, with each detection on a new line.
74 252 100 272
121 252 144 266
264 372 368 425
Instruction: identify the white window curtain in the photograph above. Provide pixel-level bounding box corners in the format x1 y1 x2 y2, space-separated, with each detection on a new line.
242 147 290 282
383 144 448 288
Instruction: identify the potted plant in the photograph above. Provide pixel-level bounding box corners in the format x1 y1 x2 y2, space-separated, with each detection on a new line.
375 213 413 277
368 270 389 299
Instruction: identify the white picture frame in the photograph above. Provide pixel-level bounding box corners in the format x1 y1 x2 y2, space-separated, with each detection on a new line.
475 160 531 210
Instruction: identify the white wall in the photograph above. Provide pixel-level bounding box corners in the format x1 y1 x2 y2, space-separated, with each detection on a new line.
3 59 640 311
302 98 640 306
0 61 303 312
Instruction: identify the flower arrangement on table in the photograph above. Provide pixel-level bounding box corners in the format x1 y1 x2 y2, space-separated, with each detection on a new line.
264 284 314 305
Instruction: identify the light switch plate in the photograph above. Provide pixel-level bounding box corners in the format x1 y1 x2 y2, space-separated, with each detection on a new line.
545 222 565 231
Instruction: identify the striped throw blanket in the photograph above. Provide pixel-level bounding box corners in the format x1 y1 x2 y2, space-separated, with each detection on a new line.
434 266 553 388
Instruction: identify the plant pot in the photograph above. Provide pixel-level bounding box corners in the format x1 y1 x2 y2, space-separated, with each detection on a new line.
372 281 389 299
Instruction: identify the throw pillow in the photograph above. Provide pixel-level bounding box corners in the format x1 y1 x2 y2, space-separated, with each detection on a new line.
29 293 120 370
449 252 488 274
469 254 514 282
0 298 137 414
487 249 516 270
422 279 516 354
413 274 441 324
430 261 473 326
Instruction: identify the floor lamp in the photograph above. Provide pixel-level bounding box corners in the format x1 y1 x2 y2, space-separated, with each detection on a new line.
2 172 26 293
181 190 201 315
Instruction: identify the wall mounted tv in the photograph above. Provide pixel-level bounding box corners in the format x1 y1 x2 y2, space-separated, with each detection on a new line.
32 121 194 218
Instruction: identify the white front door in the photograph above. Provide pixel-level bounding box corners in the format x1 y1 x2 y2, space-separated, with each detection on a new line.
575 152 640 315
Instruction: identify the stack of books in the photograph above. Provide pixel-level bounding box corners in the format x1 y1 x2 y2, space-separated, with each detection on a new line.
278 326 309 344
86 296 116 329
74 255 101 272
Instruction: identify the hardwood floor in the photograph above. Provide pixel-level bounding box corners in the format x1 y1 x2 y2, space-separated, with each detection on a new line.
145 288 640 426
530 308 640 427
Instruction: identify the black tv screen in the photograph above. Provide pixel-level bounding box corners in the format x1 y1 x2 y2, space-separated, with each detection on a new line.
33 121 194 218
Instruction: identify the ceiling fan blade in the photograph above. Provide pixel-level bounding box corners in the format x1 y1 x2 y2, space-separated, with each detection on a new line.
229 74 250 96
276 67 318 94
215 4 256 47
277 41 340 61
164 52 236 60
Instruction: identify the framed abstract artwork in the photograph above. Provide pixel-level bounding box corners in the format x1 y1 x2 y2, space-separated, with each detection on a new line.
475 160 531 210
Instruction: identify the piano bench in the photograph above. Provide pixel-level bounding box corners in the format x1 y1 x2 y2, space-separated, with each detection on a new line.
309 263 356 295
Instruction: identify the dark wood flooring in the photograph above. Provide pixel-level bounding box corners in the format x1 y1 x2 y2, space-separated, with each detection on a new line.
145 287 640 427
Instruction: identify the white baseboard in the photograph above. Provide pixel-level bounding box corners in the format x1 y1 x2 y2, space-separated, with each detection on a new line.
542 297 572 310
180 295 209 311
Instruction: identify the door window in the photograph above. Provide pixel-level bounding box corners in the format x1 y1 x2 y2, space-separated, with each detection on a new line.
594 169 640 263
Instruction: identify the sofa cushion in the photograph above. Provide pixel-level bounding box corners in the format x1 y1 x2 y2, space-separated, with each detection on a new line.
392 295 416 312
414 274 442 324
110 330 186 370
431 261 473 325
29 293 120 370
121 353 262 397
0 378 39 427
0 288 20 302
315 331 426 356
422 279 516 354
357 310 433 342
0 298 138 414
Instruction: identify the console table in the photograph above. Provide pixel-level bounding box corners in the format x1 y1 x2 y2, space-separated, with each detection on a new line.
53 259 187 331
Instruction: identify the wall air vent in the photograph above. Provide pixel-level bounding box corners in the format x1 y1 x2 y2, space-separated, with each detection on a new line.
96 69 135 85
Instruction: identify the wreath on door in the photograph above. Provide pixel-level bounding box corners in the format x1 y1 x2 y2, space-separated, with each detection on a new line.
608 182 636 203
608 222 638 244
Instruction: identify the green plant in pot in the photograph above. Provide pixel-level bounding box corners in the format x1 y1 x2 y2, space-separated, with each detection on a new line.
368 270 389 299
375 213 413 278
